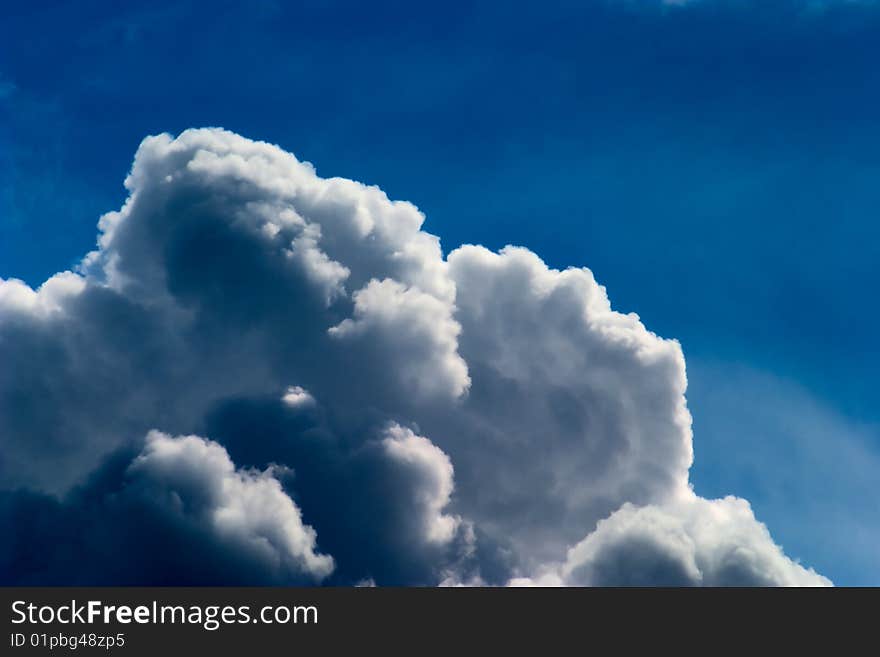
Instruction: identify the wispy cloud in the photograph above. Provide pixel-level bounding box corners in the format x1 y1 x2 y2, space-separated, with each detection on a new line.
689 362 880 584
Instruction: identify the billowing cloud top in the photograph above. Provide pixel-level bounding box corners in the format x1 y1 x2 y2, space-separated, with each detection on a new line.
0 128 828 586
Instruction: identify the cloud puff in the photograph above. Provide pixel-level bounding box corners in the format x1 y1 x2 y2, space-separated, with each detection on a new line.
329 278 470 400
0 128 828 585
441 244 693 568
379 424 460 545
511 495 829 586
201 395 480 586
128 431 334 581
0 431 331 585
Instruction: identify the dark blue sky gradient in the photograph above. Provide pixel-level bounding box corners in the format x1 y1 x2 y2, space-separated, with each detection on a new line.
2 0 878 583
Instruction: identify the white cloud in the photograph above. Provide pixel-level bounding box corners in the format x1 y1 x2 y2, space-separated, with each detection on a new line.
0 272 85 317
282 385 316 408
442 244 693 566
510 494 830 587
556 495 829 586
329 278 470 401
128 431 334 581
0 128 830 586
380 423 460 545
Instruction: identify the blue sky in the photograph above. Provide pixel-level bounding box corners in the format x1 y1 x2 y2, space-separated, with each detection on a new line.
1 0 878 584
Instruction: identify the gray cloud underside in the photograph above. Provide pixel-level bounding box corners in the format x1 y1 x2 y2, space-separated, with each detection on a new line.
0 129 828 586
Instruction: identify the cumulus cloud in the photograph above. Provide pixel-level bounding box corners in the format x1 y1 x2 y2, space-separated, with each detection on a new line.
511 495 829 586
379 424 460 545
441 244 694 568
0 431 331 585
328 278 470 400
0 128 828 586
128 431 334 581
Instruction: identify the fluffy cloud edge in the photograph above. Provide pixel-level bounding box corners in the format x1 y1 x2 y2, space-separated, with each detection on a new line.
128 430 335 581
510 494 831 587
